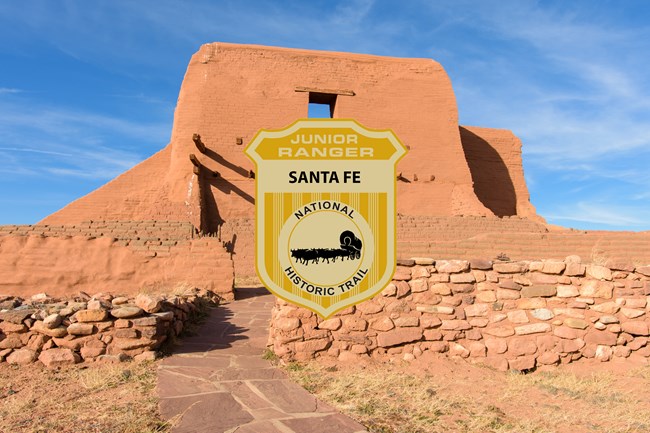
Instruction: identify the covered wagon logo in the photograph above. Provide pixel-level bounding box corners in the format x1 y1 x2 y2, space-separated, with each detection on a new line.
245 119 407 318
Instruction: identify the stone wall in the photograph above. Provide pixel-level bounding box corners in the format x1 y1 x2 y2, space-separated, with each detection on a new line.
269 257 650 371
0 289 217 368
224 215 650 285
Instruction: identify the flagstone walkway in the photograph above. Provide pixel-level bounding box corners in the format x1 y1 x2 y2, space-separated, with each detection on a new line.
157 287 368 433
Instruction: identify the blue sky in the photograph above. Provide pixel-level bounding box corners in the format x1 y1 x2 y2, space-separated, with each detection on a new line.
1 0 649 231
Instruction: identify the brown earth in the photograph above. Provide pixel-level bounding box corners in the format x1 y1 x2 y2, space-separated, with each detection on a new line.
0 361 167 433
286 353 650 433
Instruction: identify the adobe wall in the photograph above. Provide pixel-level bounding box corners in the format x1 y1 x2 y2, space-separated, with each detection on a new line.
397 216 650 264
0 223 234 301
460 126 541 221
226 214 650 285
41 147 202 228
165 42 492 223
41 43 546 233
269 257 650 370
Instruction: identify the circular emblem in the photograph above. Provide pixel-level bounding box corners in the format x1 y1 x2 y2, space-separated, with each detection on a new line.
279 200 374 295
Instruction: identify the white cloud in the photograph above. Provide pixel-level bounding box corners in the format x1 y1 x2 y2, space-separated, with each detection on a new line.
545 201 650 229
0 100 166 180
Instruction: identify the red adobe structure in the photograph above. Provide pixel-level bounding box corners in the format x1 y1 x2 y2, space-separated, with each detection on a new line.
2 42 649 298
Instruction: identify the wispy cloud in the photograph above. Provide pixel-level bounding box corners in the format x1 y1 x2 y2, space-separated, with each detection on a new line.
0 99 166 180
0 0 648 229
446 2 650 161
0 147 73 157
546 201 650 229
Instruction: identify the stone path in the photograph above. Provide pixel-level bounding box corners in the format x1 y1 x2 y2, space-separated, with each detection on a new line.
157 287 368 433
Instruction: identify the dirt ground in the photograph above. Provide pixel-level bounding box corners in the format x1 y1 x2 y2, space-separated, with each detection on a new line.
285 354 650 433
2 353 650 433
0 360 168 433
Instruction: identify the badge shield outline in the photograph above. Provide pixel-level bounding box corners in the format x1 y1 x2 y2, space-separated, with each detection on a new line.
245 119 407 318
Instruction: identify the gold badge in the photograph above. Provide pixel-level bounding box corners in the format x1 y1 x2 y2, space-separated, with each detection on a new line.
245 119 407 318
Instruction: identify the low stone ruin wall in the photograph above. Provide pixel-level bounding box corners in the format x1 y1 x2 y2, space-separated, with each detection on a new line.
0 289 217 368
269 257 650 371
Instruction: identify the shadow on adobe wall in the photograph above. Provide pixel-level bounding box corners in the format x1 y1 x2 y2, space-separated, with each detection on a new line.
201 175 254 237
205 148 251 179
460 126 517 217
202 178 225 235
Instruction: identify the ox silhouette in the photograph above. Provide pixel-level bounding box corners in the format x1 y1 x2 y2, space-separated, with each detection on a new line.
291 230 362 265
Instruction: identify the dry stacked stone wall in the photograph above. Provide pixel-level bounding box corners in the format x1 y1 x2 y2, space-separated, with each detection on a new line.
269 257 650 371
0 289 217 368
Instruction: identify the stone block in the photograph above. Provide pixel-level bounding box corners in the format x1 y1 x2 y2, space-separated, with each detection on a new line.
507 337 537 356
580 280 614 299
556 285 579 298
39 348 80 368
440 320 471 330
135 294 163 313
496 289 520 300
584 330 617 346
6 348 37 365
67 323 95 336
485 338 507 354
483 326 515 337
493 262 526 274
470 259 493 270
408 279 428 293
507 310 529 324
542 261 566 274
318 318 342 331
394 316 419 327
411 266 431 279
621 321 650 336
450 273 476 284
464 303 489 317
531 308 554 321
416 305 454 315
563 318 589 330
435 260 470 274
508 355 536 371
587 265 612 281
343 317 367 331
564 262 586 277
521 285 556 298
476 291 497 303
514 323 551 335
75 309 108 322
376 328 422 347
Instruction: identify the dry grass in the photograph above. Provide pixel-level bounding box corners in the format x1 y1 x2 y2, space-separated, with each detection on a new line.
0 361 169 433
284 359 650 433
504 369 650 432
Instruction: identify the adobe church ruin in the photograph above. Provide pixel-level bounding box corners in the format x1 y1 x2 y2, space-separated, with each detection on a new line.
0 41 648 296
2 42 650 369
